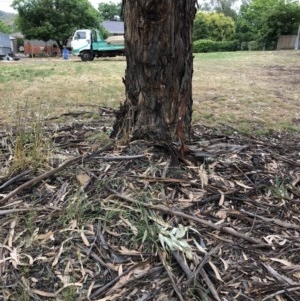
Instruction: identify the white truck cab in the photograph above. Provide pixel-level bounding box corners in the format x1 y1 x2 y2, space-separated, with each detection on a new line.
71 29 124 61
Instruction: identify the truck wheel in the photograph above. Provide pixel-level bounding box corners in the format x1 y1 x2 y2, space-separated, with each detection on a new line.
81 51 92 61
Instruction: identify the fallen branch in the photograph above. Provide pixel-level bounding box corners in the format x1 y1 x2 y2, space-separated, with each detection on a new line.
262 286 300 301
240 209 300 230
158 251 184 301
185 243 222 288
0 142 113 204
108 188 270 247
0 170 31 191
0 207 46 215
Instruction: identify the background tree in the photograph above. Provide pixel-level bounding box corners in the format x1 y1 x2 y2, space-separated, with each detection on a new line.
0 20 11 33
12 0 100 51
112 0 197 155
260 1 300 48
235 0 300 49
205 12 235 41
198 0 238 19
98 1 122 21
193 11 210 41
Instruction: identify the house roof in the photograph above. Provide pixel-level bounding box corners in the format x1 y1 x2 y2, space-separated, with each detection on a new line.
101 21 124 35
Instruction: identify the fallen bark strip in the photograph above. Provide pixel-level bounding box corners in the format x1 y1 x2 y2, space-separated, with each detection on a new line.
0 170 31 191
0 208 45 215
200 269 222 301
158 251 184 301
185 243 222 288
262 286 300 301
173 250 221 301
94 154 146 161
108 188 270 247
0 142 114 204
89 256 152 299
240 209 300 230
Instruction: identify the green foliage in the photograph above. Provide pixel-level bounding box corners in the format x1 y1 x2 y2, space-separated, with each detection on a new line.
200 0 238 19
193 11 209 41
235 0 300 48
193 39 239 53
0 19 10 33
193 11 235 42
0 10 16 32
193 39 217 52
12 0 101 50
205 12 236 41
98 1 122 21
262 1 300 48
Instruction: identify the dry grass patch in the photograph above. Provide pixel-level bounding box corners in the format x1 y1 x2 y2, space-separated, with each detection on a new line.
0 57 125 126
1 51 299 134
193 50 300 134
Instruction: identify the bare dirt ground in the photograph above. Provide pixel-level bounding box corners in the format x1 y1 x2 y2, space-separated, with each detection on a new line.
0 108 299 301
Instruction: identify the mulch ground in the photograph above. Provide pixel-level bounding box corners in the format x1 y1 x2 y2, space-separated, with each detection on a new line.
0 108 299 301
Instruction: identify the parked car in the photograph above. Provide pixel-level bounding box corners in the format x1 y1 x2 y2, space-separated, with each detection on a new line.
0 46 13 59
0 47 20 61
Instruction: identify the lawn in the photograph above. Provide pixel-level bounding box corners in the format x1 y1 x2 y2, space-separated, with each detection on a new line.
0 50 299 134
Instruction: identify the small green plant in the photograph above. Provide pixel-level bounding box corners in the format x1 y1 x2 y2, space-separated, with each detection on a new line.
127 206 160 252
87 131 111 145
271 177 289 198
58 192 88 225
24 211 36 235
60 286 78 301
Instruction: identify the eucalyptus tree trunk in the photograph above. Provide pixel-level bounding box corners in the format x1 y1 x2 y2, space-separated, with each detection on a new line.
112 0 197 152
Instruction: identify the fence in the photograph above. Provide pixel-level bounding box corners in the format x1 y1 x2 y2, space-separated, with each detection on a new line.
277 35 297 50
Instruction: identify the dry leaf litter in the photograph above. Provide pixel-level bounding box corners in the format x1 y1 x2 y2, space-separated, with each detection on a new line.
0 108 300 301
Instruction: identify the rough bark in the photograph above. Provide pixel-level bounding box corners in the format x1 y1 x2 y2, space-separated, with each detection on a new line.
112 0 197 152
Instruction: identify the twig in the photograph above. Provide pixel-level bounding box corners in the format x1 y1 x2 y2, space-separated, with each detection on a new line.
185 243 222 288
0 142 113 204
0 156 80 204
199 269 222 301
0 170 31 191
240 209 300 230
90 257 152 299
262 286 300 301
262 263 295 285
94 154 146 160
158 251 184 301
0 208 46 215
128 174 202 188
172 251 192 277
108 188 270 247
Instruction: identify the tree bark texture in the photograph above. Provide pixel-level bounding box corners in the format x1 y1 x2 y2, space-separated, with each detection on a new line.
112 0 197 149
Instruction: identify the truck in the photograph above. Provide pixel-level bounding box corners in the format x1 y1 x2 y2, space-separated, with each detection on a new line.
71 29 124 61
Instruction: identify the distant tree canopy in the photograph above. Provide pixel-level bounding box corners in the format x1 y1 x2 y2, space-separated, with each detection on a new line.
199 0 238 19
98 1 122 21
193 11 235 41
12 0 101 50
235 0 300 48
0 19 10 33
195 0 300 50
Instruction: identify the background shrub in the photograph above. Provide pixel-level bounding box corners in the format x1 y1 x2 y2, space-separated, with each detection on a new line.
193 39 239 53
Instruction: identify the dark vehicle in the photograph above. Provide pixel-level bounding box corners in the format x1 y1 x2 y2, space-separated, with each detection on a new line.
0 46 14 60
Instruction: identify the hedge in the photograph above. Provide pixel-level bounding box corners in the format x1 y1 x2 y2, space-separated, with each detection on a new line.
193 39 240 53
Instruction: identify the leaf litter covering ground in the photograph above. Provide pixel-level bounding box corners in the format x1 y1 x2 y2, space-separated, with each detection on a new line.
0 108 300 301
